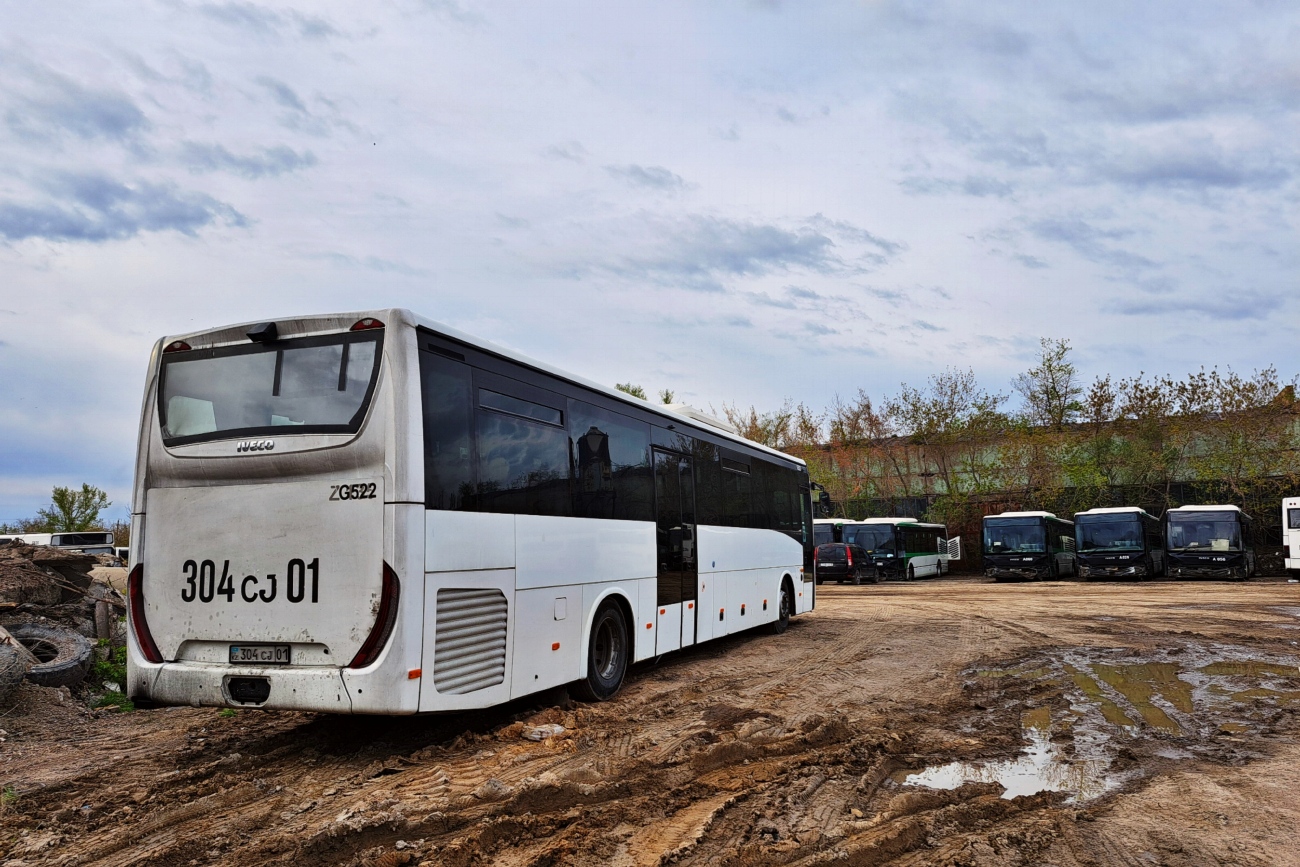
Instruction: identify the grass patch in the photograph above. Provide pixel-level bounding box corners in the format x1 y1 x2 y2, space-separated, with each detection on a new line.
88 640 127 688
218 708 237 719
89 693 135 713
2 785 18 807
86 641 134 711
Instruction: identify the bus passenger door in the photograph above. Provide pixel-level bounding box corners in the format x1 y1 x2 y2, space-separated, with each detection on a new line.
653 449 698 654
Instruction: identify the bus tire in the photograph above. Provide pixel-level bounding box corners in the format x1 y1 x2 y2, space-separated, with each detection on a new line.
906 563 915 581
572 600 629 702
770 579 793 634
7 624 93 689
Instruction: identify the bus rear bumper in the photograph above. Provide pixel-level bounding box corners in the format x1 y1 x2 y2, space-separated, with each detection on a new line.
130 661 357 713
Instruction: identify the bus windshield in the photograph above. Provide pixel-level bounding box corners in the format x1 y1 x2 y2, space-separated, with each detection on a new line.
813 524 836 546
1167 512 1242 551
159 333 381 444
984 520 1045 554
1077 519 1143 553
845 525 895 553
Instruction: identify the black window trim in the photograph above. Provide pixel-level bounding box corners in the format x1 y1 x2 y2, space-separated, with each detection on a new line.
478 388 565 428
418 326 804 475
158 329 384 447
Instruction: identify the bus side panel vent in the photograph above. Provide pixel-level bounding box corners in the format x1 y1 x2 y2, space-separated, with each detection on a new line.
434 588 508 695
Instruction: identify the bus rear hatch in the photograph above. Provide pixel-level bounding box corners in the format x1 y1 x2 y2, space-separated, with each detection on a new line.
141 479 385 669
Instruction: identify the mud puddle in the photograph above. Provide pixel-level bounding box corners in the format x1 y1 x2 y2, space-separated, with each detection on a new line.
897 644 1300 804
896 708 1122 803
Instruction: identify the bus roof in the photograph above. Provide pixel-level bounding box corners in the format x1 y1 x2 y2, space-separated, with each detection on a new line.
1074 507 1156 518
159 308 807 470
987 510 1058 519
1167 504 1248 515
859 517 944 528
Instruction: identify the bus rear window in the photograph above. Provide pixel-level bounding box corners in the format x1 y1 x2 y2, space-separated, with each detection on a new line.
159 332 381 444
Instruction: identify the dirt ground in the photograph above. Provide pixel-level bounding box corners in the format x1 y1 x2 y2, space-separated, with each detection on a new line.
5 577 1300 867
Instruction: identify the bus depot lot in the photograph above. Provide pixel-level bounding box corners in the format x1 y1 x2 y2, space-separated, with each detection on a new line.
5 580 1300 866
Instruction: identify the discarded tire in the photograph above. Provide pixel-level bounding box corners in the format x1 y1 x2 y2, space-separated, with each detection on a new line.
0 641 31 704
6 624 94 689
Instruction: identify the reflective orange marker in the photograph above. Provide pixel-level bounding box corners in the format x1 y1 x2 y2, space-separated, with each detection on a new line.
551 642 560 651
407 668 422 679
646 623 652 629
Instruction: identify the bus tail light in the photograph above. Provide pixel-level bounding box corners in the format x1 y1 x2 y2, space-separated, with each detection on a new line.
128 564 163 663
349 563 400 669
163 340 191 353
351 318 385 331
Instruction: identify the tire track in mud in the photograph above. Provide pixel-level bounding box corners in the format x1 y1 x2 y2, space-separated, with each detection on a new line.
9 580 1300 866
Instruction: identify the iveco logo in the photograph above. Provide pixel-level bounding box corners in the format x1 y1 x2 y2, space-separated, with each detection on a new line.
236 440 275 452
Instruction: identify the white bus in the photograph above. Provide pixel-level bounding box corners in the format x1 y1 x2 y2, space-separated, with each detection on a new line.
1286 497 1300 579
0 531 117 556
127 310 814 714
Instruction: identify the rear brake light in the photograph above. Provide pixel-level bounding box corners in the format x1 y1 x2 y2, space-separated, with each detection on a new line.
163 340 191 353
348 563 400 669
351 318 385 331
128 564 163 663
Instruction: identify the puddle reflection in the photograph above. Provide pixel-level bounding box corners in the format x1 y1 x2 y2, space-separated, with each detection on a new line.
898 726 1116 803
913 646 1300 804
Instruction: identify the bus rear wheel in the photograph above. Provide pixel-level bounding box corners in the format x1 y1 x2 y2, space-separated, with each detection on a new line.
770 580 793 634
572 600 629 702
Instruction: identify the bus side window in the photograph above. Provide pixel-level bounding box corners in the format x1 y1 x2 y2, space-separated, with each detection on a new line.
568 400 653 523
720 457 751 527
476 400 572 518
692 441 721 526
419 351 475 511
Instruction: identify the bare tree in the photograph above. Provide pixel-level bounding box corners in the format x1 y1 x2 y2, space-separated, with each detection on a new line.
888 368 1008 496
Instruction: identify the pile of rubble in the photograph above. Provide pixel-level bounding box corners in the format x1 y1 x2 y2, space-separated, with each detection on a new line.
0 541 126 705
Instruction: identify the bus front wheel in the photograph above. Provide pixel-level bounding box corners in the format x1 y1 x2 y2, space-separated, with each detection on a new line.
573 600 629 702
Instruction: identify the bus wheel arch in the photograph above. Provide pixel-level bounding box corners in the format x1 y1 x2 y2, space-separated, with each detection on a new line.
572 592 633 702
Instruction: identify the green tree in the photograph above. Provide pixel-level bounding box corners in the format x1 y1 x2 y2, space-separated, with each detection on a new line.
615 382 647 399
658 388 676 404
36 484 111 532
1012 338 1083 431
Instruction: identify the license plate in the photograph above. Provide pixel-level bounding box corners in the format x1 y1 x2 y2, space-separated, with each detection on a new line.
229 644 291 664
819 562 836 567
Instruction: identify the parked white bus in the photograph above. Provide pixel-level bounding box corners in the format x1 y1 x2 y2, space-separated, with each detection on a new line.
1283 497 1300 579
0 531 116 556
127 310 814 714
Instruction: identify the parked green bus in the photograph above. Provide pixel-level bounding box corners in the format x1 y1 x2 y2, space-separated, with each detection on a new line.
846 518 958 580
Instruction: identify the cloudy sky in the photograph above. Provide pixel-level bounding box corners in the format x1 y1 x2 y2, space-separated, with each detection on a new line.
2 0 1298 525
